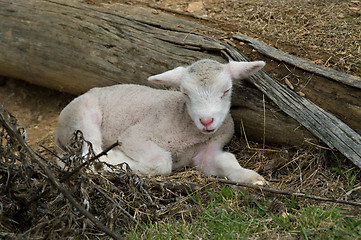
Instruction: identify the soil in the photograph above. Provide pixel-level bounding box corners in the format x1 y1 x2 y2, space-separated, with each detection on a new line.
0 78 74 152
1 0 360 212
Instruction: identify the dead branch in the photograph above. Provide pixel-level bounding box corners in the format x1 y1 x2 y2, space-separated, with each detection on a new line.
89 180 144 230
210 178 361 207
61 141 120 182
151 179 203 194
151 177 361 207
146 3 210 21
233 33 361 89
0 108 123 240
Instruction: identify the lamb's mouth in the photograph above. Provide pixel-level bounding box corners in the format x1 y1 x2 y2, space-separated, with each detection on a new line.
202 129 216 134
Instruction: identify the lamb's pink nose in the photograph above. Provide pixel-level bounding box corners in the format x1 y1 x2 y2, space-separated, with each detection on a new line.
200 118 214 129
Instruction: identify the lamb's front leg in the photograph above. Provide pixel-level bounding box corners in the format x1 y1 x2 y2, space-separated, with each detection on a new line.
214 152 265 185
99 126 173 176
193 146 265 186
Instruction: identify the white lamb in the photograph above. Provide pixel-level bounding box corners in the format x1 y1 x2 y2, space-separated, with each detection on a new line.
54 59 266 186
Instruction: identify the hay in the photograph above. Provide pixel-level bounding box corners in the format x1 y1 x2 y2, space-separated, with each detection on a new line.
140 0 361 73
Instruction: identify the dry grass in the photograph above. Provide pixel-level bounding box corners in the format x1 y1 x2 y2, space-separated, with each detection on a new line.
206 0 360 69
227 137 355 200
122 0 361 74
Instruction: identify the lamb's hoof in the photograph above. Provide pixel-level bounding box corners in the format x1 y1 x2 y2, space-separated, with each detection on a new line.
244 170 266 186
229 169 266 186
243 170 266 186
253 179 266 186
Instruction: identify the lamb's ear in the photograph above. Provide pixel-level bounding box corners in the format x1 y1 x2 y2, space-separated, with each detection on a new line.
226 61 265 80
148 66 187 87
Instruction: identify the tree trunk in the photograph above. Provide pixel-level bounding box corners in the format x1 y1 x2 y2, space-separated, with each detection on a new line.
0 0 360 166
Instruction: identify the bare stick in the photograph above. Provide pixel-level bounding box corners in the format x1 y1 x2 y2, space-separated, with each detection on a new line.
90 180 145 231
152 178 361 207
0 108 123 240
61 141 120 182
210 178 361 207
39 144 63 162
145 3 210 21
262 94 266 149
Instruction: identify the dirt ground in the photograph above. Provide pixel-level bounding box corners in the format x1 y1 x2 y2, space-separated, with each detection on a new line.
0 78 73 152
1 0 360 210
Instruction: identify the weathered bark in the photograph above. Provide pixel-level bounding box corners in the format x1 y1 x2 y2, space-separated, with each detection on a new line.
0 0 227 93
0 0 315 146
0 0 360 169
234 33 361 89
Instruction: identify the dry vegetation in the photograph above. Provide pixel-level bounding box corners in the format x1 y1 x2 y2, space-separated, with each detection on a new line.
1 0 361 239
1 105 360 239
127 0 361 75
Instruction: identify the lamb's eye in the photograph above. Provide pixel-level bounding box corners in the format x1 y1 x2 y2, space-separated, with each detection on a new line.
183 92 189 98
221 89 231 98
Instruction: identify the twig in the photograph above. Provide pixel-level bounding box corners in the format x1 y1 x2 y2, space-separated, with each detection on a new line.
233 33 361 89
152 178 361 207
240 119 250 149
0 108 123 240
90 180 145 231
39 144 63 162
262 94 266 149
34 150 62 172
0 93 14 109
61 141 120 182
210 178 361 207
146 3 210 21
151 179 203 194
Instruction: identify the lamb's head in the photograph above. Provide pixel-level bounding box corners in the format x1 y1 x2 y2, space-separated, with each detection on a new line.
148 59 265 134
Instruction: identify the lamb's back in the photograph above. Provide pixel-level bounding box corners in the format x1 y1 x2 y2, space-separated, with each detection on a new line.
92 84 184 146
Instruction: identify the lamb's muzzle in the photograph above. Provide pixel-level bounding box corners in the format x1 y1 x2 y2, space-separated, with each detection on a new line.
200 117 214 130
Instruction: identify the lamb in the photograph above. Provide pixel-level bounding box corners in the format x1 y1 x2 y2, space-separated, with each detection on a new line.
54 59 266 186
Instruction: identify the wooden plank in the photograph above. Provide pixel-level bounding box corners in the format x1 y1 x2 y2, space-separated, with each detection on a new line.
234 33 361 89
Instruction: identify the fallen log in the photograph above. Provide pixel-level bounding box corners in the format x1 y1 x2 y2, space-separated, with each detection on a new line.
0 0 360 168
0 0 315 146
